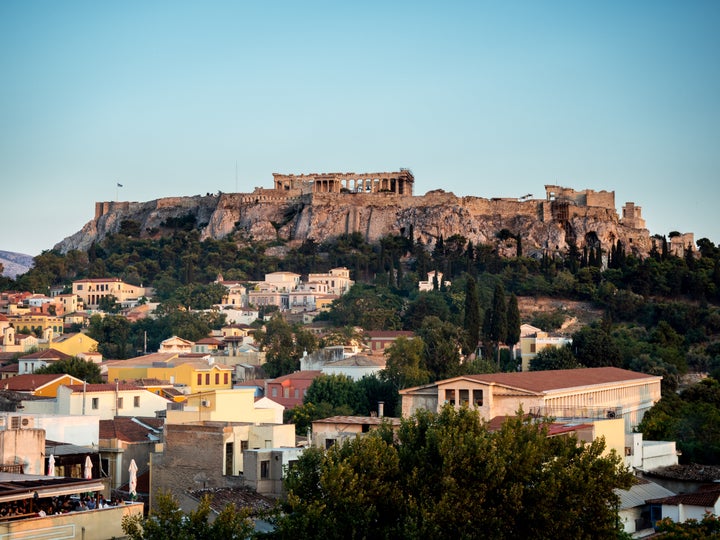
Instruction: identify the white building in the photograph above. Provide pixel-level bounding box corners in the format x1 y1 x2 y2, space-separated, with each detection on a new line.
418 270 451 292
53 383 172 420
0 412 99 447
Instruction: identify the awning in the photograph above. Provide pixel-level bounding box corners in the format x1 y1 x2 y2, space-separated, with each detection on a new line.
0 481 105 503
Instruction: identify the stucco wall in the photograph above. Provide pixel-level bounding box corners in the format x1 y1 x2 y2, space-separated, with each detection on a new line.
0 503 143 540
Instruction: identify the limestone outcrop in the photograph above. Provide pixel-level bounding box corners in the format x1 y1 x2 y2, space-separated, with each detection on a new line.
54 183 654 259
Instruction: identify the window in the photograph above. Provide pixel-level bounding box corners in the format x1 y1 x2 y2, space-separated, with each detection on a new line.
197 374 202 385
77 284 83 291
444 389 455 405
241 440 249 451
260 460 270 479
205 373 210 385
117 397 124 409
134 396 140 408
91 398 99 410
272 387 278 397
225 443 234 475
325 438 336 449
473 389 483 407
530 344 536 353
459 389 469 406
224 373 229 384
215 373 219 385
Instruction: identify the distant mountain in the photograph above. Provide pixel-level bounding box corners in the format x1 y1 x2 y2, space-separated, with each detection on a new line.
0 250 34 279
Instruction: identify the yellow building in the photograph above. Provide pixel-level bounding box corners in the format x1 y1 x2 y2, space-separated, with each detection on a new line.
106 353 233 394
72 277 152 309
49 332 98 357
9 314 64 337
518 323 573 371
2 373 85 397
165 388 283 425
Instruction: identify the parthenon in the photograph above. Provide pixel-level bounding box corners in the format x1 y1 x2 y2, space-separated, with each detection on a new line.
273 169 414 196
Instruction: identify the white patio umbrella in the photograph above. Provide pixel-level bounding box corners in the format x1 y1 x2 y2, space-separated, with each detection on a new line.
128 459 138 498
84 455 93 479
47 454 55 476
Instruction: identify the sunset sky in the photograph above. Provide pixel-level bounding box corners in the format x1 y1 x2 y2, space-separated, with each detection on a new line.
1 1 719 256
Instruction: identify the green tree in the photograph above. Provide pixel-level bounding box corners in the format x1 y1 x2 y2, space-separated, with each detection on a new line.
482 283 507 366
304 374 361 411
87 314 132 359
403 292 450 330
637 378 720 465
381 336 431 391
572 324 622 368
97 294 121 313
417 316 463 381
257 315 317 378
530 345 579 371
122 491 253 539
272 406 633 539
463 275 481 355
655 514 720 539
505 293 521 354
34 356 103 383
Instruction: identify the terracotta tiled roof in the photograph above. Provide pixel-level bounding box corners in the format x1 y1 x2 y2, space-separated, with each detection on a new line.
366 330 415 339
99 417 163 442
19 348 72 360
235 379 266 387
0 364 19 373
647 486 720 507
1 374 81 391
461 367 658 393
188 487 274 514
195 337 223 345
270 370 322 383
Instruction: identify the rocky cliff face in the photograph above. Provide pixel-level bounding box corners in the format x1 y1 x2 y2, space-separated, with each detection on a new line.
54 189 652 259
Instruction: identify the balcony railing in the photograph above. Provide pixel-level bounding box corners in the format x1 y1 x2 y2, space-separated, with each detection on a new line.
528 406 623 421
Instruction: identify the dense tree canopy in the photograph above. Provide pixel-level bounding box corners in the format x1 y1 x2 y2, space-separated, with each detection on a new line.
637 378 720 464
35 357 102 383
269 406 633 539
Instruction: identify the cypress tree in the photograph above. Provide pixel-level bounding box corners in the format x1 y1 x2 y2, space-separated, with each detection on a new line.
463 275 481 355
505 293 521 361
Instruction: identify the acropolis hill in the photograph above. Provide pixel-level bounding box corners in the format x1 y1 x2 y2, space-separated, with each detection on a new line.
55 170 692 258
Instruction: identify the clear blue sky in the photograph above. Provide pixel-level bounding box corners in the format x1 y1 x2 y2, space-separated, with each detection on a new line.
2 1 719 256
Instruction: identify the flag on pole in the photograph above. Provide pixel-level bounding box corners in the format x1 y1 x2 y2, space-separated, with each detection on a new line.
117 183 123 187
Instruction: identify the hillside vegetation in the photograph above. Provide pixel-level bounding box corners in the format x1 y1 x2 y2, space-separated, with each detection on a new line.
5 223 720 463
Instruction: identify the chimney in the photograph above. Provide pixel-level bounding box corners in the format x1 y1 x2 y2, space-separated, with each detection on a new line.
378 401 384 418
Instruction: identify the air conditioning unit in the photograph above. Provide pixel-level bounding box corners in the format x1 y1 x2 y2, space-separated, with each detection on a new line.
606 410 617 419
20 417 34 429
201 400 211 408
